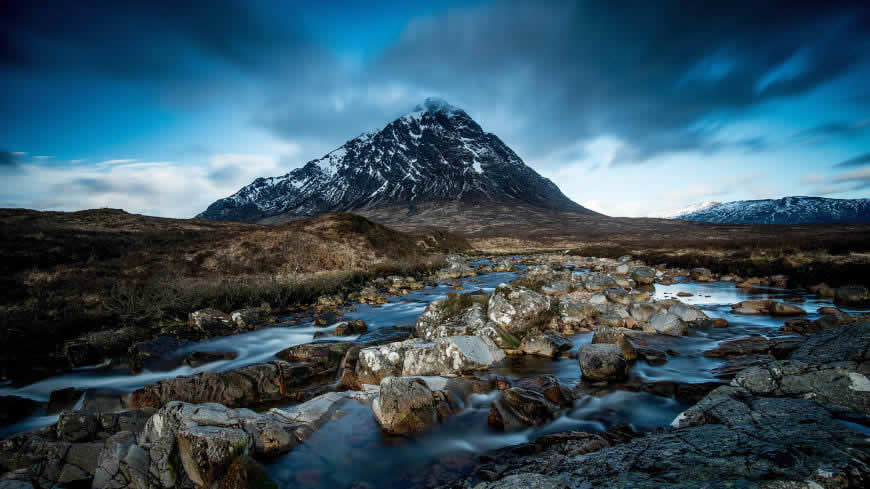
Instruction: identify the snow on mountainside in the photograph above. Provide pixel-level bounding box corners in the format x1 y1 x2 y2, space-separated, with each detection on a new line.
651 201 721 218
197 98 594 223
675 196 870 224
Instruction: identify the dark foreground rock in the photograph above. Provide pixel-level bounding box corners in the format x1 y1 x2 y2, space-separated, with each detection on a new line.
439 321 870 489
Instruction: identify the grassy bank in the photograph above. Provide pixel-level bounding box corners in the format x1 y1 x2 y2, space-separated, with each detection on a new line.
0 209 461 380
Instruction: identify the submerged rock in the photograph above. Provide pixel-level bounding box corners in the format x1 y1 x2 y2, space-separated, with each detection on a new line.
372 377 447 435
488 375 574 431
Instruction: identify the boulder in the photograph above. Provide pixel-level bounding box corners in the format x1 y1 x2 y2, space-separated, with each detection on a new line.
690 267 714 281
276 341 352 369
127 336 192 374
810 283 836 298
667 303 708 323
176 426 250 488
487 284 551 335
769 301 806 316
578 344 628 381
333 320 368 336
647 312 688 336
355 339 426 385
189 309 234 337
630 267 655 285
518 332 572 358
591 327 637 361
835 285 870 306
229 307 272 329
603 288 630 305
488 376 573 431
579 272 619 292
372 377 448 435
629 303 658 323
402 336 506 378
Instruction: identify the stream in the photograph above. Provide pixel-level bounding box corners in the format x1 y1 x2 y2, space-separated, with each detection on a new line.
2 260 867 488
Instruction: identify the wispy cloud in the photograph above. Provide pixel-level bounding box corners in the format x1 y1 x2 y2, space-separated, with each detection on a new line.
835 152 870 168
1 153 290 218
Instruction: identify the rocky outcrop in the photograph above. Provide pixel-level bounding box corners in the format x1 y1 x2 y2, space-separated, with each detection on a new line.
129 359 337 409
0 409 155 489
440 321 870 489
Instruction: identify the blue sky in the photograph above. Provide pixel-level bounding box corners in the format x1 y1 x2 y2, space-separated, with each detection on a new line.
1 0 869 217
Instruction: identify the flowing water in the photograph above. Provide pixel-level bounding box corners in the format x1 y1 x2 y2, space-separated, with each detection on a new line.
1 262 867 488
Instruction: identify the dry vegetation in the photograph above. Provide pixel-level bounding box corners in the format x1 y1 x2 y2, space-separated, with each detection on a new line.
0 208 465 380
360 201 870 287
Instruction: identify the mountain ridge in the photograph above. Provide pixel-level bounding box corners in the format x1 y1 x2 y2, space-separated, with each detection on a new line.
197 98 596 223
674 196 870 224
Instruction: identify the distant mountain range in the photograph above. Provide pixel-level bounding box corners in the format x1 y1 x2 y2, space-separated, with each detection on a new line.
670 196 870 224
198 98 596 223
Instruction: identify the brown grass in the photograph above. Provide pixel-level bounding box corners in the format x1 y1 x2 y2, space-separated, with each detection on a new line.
0 209 460 379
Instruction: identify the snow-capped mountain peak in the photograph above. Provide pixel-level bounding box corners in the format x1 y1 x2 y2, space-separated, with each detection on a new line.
198 99 594 223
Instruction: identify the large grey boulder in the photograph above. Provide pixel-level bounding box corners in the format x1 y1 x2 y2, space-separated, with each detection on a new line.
403 336 506 377
487 284 551 335
648 312 688 336
578 344 628 381
356 336 505 385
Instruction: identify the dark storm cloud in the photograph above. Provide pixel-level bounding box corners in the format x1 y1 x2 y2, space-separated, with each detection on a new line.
339 0 868 165
0 0 304 80
836 152 870 168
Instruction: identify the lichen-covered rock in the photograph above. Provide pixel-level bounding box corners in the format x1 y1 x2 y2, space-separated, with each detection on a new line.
591 326 637 361
578 344 628 381
603 288 630 305
403 336 506 378
416 299 516 348
176 426 250 488
189 309 234 337
230 307 273 329
731 360 870 415
690 267 714 281
518 332 572 358
487 284 551 335
355 339 427 385
372 377 446 435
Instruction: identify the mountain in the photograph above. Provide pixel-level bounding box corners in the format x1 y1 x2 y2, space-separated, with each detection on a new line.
198 98 595 224
674 196 870 224
651 201 721 219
